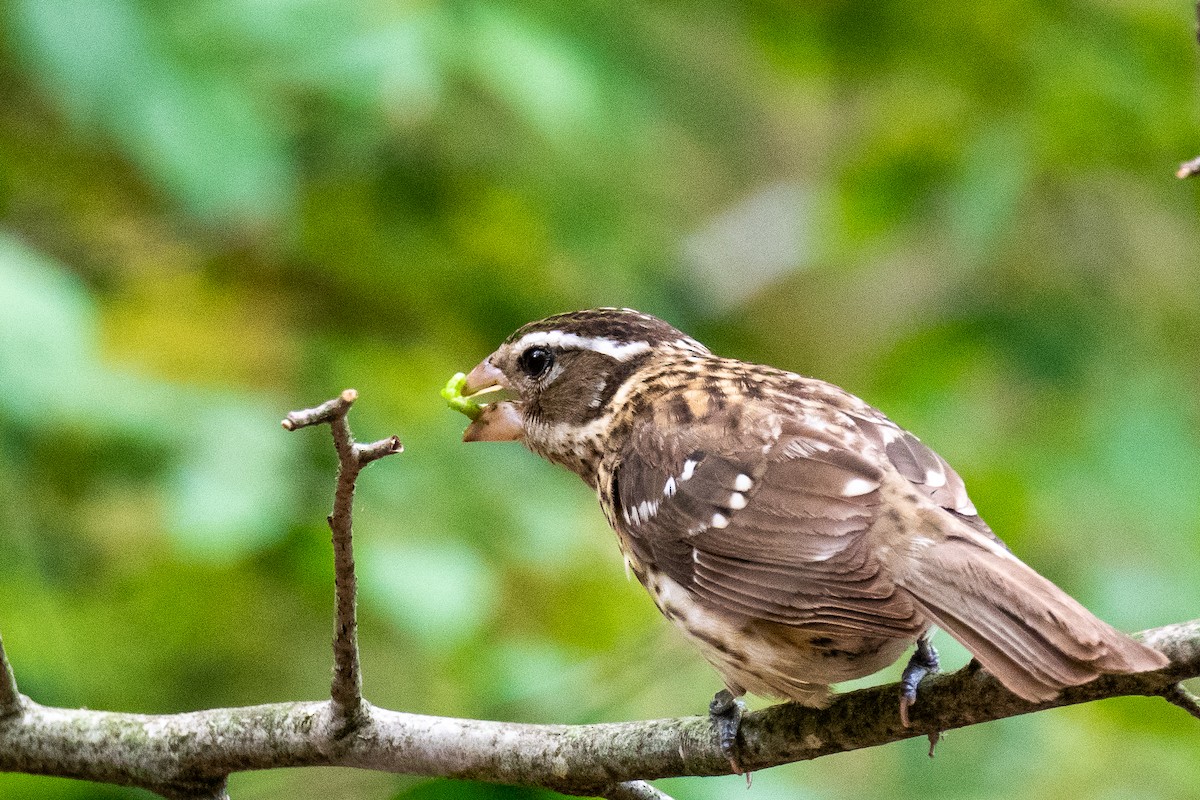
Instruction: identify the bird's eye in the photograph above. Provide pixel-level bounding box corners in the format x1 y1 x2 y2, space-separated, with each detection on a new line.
517 346 554 378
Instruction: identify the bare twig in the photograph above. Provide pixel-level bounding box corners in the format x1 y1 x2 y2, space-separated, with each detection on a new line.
355 437 405 464
283 391 403 725
322 397 367 722
0 632 21 718
281 389 358 431
1176 5 1200 177
1176 156 1200 179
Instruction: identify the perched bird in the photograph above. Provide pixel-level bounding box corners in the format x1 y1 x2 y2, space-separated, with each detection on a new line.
454 307 1166 762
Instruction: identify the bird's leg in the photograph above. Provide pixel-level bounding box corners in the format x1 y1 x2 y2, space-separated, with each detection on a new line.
708 688 747 774
899 636 940 728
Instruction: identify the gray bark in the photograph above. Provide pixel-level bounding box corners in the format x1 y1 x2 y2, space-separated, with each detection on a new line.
0 619 1194 798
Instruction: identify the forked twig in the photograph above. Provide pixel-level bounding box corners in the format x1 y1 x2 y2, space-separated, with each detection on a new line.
283 389 403 723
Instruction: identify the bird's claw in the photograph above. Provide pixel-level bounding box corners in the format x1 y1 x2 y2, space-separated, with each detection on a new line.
709 689 747 774
899 692 915 728
899 638 940 728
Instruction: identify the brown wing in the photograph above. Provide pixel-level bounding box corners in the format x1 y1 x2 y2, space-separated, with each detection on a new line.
839 409 1168 697
840 405 1002 542
895 531 1167 700
612 405 926 639
611 384 1167 700
819 388 1167 697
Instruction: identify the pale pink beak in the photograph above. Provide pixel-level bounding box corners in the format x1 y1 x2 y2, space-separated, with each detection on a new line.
461 359 525 443
463 359 508 396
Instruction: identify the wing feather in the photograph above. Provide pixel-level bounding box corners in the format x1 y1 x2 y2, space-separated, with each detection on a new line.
613 411 924 639
897 530 1168 700
608 377 1166 701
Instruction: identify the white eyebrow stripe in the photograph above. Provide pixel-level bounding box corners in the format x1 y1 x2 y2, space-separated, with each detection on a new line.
511 331 652 361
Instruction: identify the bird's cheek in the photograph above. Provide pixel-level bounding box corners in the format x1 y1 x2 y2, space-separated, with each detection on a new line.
462 401 525 443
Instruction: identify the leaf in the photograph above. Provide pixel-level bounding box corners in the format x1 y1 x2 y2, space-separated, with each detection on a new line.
11 0 295 225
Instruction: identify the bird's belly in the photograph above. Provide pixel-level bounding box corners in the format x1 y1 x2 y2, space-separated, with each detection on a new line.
643 570 919 706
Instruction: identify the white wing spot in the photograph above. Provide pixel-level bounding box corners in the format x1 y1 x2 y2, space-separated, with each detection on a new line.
636 499 660 524
729 492 747 510
734 474 753 492
924 467 947 488
624 556 633 581
842 477 879 497
680 459 698 481
663 476 677 497
711 513 729 529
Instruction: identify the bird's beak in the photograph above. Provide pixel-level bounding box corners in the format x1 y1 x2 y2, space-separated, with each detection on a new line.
463 359 509 397
460 358 525 443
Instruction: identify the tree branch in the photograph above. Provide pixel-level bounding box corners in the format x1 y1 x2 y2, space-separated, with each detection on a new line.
1161 681 1200 720
0 393 1191 799
282 390 402 724
1176 156 1200 179
0 632 22 719
0 619 1192 796
1180 2 1200 176
600 780 676 800
732 620 1200 773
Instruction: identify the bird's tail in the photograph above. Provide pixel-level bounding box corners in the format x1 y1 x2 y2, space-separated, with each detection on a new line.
897 529 1167 702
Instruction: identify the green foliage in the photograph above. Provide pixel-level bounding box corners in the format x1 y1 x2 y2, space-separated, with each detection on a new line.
0 1 1198 798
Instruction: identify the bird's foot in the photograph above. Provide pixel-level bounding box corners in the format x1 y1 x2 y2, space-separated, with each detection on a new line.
899 638 940 728
709 689 747 774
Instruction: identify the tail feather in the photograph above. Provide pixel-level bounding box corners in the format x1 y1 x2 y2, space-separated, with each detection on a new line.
898 530 1168 703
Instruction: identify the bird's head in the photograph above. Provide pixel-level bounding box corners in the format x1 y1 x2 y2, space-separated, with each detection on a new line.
457 308 707 479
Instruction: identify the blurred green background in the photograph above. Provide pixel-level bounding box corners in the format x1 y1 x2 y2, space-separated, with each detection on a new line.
1 0 1198 798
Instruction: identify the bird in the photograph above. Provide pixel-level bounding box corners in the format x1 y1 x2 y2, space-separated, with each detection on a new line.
452 307 1167 765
